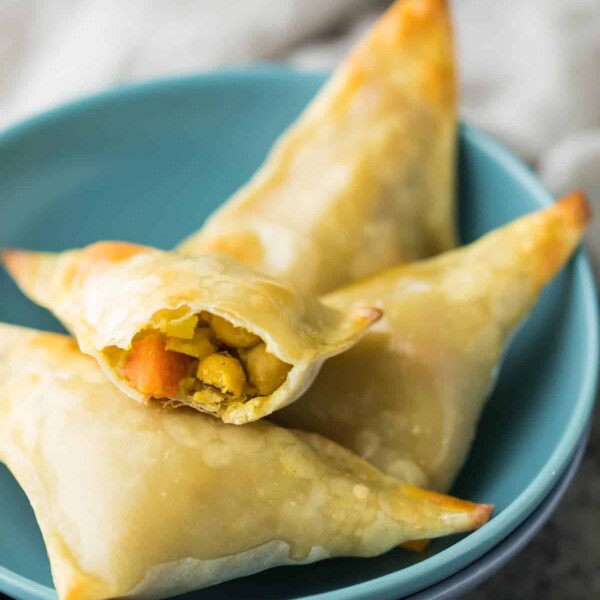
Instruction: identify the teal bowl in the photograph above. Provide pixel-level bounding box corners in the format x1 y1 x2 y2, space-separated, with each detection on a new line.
0 68 597 600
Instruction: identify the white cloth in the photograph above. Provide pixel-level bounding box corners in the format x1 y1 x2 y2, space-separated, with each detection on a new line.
0 0 598 272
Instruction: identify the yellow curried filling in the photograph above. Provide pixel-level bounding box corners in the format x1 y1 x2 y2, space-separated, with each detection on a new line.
116 312 292 409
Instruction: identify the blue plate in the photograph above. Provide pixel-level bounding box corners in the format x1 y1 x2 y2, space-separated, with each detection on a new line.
0 68 598 600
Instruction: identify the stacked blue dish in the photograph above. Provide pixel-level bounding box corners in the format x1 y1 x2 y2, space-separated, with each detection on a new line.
0 70 597 600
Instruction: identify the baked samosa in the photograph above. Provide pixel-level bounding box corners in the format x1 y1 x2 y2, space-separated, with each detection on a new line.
0 323 492 600
274 192 590 492
178 0 457 295
1 242 379 424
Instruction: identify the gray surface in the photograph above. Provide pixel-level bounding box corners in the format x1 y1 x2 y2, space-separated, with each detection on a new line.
468 407 600 599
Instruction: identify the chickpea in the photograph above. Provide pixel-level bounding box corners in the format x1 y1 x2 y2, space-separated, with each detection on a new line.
197 352 247 397
242 342 291 395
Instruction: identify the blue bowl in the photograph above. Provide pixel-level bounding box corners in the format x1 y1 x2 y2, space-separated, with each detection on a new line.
0 68 597 600
405 426 590 600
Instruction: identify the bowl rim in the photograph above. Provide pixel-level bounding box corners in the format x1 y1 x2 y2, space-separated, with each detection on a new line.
0 66 597 600
406 423 590 600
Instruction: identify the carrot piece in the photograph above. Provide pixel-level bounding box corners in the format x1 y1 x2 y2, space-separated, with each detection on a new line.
124 333 190 397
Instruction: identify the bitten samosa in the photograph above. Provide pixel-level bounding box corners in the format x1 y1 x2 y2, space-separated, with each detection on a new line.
2 243 379 424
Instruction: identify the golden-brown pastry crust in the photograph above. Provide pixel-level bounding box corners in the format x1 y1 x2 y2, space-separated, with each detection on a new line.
0 323 492 600
274 193 590 491
178 0 457 296
2 243 379 423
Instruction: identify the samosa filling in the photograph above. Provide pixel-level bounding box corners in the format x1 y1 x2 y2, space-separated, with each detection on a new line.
115 312 292 408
